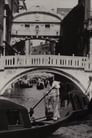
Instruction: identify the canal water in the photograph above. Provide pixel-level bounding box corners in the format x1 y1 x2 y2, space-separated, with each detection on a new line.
9 85 46 119
6 83 64 138
4 83 92 138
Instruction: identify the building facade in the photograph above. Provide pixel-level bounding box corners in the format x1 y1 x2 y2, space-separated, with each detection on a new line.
0 0 20 55
56 2 86 56
11 6 62 55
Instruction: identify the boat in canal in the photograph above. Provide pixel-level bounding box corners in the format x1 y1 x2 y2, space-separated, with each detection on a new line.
0 84 91 138
36 79 44 90
0 96 63 138
0 95 90 138
15 78 33 88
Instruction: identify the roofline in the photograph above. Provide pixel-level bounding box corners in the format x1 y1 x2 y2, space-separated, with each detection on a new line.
13 11 62 21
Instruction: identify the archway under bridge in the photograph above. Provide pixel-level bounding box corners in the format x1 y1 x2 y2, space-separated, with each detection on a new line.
0 67 88 96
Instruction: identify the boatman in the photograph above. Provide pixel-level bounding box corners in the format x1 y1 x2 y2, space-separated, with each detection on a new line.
51 79 61 120
45 77 61 120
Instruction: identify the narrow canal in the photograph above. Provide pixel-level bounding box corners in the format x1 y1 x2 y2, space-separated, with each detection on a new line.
9 85 47 119
3 72 92 138
4 83 92 138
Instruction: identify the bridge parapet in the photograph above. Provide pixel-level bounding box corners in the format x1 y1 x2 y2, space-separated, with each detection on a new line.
3 55 92 71
0 55 92 96
0 56 4 70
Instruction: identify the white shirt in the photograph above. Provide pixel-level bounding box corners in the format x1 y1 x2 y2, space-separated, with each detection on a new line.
52 81 60 89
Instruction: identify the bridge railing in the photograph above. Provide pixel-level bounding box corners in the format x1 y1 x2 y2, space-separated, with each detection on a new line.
3 55 92 71
0 56 4 70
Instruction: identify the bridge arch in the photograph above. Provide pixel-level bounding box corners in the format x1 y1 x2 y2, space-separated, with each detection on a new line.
13 10 62 22
0 67 86 95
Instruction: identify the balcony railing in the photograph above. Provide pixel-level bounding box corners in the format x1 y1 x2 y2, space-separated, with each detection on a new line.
0 55 90 71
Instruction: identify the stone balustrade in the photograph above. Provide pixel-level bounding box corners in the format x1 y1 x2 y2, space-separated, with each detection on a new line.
0 55 91 71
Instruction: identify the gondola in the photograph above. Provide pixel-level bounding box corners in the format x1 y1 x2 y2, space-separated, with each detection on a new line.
0 96 63 138
0 85 91 138
36 82 44 90
17 80 33 88
19 82 33 88
0 96 90 138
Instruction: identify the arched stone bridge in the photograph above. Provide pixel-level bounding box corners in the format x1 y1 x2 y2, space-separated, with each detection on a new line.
0 55 92 97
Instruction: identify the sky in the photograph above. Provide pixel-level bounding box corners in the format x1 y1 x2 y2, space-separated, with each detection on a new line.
25 0 78 10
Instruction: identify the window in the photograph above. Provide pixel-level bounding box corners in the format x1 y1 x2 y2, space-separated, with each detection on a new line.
25 24 30 28
45 24 50 28
35 25 39 30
